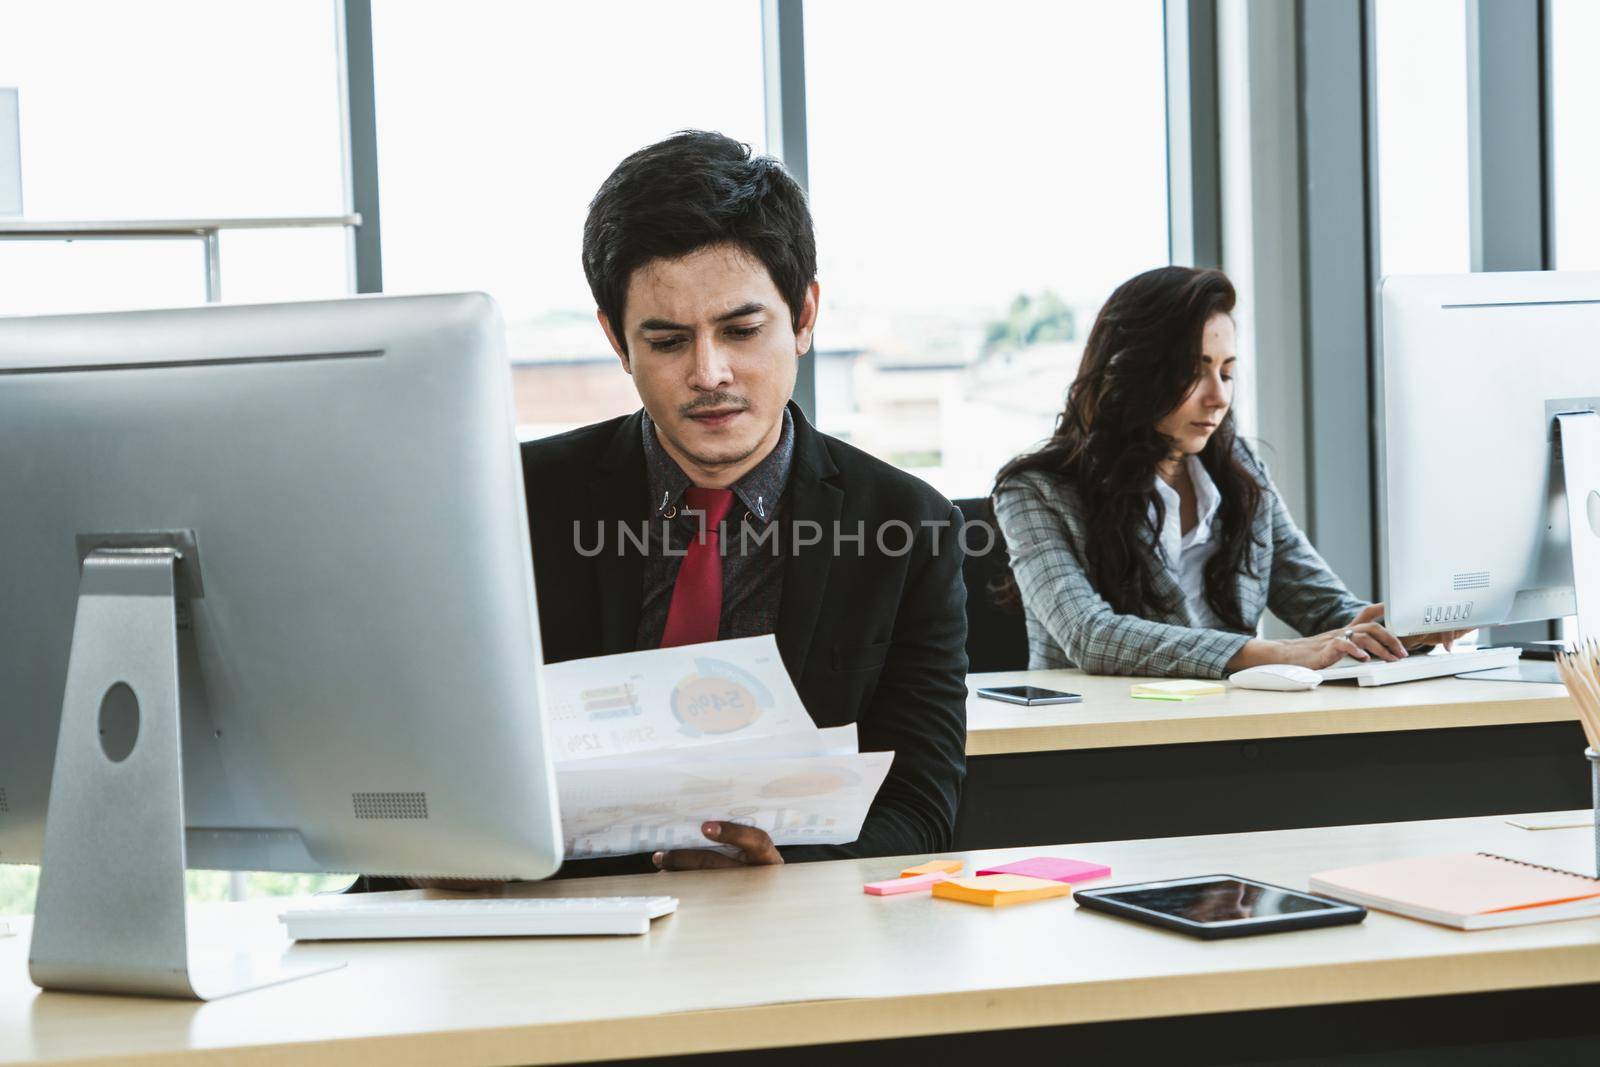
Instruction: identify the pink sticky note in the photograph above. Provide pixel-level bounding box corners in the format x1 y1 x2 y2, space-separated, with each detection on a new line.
864 871 953 896
975 857 1111 884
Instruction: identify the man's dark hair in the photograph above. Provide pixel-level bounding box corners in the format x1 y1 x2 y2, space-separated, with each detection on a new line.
582 130 817 349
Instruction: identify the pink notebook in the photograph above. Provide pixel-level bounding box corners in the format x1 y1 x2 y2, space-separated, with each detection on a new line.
1310 852 1600 929
975 857 1111 884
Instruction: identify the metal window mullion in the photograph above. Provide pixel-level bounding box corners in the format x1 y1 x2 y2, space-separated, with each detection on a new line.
202 229 221 303
1219 0 1311 564
1295 0 1380 600
337 0 383 294
1165 0 1222 268
1363 0 1385 600
1540 0 1556 266
1467 0 1556 646
761 0 814 419
1467 0 1551 273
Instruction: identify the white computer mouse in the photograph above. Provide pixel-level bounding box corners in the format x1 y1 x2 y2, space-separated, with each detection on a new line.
1227 664 1323 691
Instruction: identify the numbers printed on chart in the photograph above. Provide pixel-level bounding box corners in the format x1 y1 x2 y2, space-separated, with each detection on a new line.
620 725 656 747
562 726 657 757
684 686 746 715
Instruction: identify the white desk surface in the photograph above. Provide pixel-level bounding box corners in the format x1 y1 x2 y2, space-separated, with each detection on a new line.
966 668 1575 756
5 811 1599 1066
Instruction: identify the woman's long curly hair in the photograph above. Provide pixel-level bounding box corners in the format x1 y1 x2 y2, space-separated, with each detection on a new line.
993 266 1262 628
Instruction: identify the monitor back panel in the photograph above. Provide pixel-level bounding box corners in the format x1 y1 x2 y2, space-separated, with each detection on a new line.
1377 272 1600 637
0 294 562 879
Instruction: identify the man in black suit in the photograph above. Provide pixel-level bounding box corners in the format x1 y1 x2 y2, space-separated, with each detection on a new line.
525 130 968 872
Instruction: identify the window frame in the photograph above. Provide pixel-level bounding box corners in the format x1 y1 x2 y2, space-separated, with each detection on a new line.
340 0 1197 431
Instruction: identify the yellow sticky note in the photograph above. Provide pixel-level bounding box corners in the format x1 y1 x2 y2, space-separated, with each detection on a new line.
901 859 963 877
1130 679 1225 698
932 874 1074 907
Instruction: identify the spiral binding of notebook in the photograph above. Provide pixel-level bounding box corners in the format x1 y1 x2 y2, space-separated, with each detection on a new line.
1477 852 1600 882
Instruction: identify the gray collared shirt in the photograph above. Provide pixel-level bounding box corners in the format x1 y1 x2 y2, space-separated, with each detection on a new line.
636 408 794 648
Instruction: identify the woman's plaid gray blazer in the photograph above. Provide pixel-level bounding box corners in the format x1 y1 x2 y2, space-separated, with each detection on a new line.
992 441 1367 678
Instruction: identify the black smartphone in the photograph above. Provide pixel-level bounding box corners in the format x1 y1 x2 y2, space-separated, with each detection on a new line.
976 685 1083 706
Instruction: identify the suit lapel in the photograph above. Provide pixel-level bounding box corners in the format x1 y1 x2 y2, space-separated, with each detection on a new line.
1148 549 1192 625
587 411 648 654
776 404 842 677
1138 525 1192 626
1240 496 1274 621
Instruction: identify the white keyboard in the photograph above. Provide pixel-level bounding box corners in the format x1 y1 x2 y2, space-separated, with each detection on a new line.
1318 646 1519 686
279 895 678 940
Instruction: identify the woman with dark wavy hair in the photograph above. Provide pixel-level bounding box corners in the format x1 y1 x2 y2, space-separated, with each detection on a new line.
992 266 1459 678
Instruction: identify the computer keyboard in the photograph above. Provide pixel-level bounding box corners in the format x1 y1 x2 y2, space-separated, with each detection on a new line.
279 895 679 940
1318 646 1519 686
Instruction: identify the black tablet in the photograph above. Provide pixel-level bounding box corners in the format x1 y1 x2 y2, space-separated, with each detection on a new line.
1073 875 1366 939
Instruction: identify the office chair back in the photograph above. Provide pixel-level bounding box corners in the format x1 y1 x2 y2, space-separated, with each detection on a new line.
953 497 1030 672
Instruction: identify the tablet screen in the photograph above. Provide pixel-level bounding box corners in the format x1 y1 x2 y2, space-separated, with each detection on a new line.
1098 878 1340 923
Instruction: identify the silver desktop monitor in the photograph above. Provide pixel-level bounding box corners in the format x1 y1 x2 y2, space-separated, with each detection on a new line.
1375 271 1600 655
0 293 562 998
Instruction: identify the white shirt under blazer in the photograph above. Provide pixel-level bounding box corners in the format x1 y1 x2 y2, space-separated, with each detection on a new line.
1151 453 1225 630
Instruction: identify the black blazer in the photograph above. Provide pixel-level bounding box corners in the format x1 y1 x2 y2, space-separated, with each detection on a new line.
523 402 969 867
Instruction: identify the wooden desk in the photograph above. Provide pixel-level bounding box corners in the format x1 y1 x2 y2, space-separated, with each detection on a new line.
965 669 1574 755
4 813 1599 1065
958 669 1589 849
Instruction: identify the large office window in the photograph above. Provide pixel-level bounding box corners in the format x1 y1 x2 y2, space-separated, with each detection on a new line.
802 0 1169 499
0 242 206 315
1552 0 1600 270
371 0 766 440
0 0 351 917
0 0 349 314
1372 0 1471 276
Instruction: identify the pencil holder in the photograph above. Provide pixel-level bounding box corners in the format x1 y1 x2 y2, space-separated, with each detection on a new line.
1590 748 1600 878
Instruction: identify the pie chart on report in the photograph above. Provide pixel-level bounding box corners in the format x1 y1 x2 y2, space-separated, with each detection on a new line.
670 657 776 736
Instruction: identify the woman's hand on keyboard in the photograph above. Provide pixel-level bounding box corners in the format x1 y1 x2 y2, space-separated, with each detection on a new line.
1228 605 1406 671
1355 602 1472 652
1403 628 1471 652
1334 604 1410 662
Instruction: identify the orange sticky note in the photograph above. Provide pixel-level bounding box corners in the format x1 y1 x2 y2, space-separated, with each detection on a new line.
932 874 1074 907
901 859 963 878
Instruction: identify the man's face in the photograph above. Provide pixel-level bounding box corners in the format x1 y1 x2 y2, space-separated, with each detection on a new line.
599 243 818 480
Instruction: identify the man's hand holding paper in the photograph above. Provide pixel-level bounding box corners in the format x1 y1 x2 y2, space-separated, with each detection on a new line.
541 635 894 863
653 822 785 870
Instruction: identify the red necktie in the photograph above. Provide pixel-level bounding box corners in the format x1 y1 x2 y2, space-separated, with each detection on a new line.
659 487 736 648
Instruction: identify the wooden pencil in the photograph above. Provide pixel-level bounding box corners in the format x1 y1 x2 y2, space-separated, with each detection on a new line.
1554 657 1591 748
1587 643 1600 748
1561 654 1598 744
1556 650 1600 750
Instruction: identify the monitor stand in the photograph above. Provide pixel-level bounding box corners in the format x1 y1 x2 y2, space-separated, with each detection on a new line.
1557 411 1600 642
1458 661 1563 684
28 543 343 999
1459 411 1600 686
